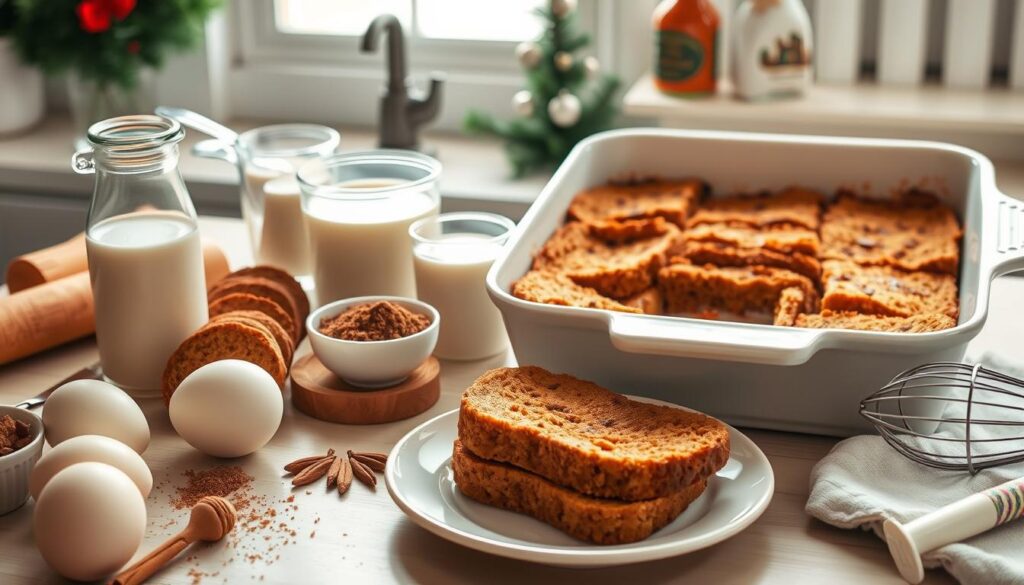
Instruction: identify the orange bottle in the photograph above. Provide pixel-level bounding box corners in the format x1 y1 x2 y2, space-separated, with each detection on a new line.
653 0 720 96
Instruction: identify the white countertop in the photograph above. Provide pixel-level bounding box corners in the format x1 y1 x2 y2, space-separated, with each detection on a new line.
3 216 1022 584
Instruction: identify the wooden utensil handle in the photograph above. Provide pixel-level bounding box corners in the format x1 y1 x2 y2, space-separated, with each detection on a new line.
0 241 230 366
110 537 190 585
5 233 87 293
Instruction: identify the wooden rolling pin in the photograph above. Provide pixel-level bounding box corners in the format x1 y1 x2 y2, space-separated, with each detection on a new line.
5 233 88 293
0 241 230 365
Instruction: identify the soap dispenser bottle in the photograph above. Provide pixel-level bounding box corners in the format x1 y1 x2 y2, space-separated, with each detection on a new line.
732 0 813 101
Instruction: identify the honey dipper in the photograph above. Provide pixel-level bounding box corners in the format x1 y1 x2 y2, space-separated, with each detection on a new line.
110 496 236 585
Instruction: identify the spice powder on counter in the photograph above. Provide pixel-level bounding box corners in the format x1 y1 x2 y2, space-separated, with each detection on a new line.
160 465 306 583
319 301 430 341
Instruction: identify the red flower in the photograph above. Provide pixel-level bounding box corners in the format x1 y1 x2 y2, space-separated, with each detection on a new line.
76 0 111 33
109 0 136 21
127 40 141 54
75 0 135 34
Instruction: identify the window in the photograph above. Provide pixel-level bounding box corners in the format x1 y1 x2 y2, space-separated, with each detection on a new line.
274 0 545 42
227 1 650 131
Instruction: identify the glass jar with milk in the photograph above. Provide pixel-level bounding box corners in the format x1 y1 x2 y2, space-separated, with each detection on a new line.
197 125 340 283
410 213 515 360
238 126 340 281
297 151 441 305
73 115 208 397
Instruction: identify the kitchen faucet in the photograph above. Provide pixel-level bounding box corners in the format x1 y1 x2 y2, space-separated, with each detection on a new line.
361 14 444 151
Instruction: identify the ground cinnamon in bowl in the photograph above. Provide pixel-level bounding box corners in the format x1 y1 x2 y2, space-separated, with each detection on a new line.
319 301 431 342
0 415 32 456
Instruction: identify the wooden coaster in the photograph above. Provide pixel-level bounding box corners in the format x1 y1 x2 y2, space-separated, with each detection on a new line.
290 354 440 425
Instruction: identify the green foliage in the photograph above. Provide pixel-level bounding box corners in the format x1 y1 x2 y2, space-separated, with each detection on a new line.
463 4 620 178
0 0 17 35
9 0 221 89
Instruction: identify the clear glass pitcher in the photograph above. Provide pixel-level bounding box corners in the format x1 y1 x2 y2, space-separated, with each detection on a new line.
297 150 441 305
73 115 208 397
194 124 340 282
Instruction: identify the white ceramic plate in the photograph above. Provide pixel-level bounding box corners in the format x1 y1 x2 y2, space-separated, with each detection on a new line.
384 396 774 568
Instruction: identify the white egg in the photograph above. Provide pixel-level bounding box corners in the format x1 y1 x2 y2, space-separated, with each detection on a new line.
34 462 146 582
29 434 152 501
169 360 283 458
43 379 150 454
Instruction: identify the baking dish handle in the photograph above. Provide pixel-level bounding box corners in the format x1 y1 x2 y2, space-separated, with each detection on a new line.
608 315 825 366
989 190 1024 277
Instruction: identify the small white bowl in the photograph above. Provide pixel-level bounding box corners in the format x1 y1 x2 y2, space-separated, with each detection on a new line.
0 406 45 515
307 296 440 388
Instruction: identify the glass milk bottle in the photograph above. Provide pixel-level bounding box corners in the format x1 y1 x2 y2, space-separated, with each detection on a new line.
410 213 515 360
298 151 441 305
73 115 208 397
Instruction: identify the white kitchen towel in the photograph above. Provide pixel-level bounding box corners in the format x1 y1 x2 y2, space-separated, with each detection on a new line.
806 351 1024 585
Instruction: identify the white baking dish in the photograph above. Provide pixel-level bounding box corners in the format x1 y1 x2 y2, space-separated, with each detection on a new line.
486 128 1024 436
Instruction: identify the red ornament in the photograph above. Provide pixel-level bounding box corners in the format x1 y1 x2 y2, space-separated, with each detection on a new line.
76 0 112 33
109 0 136 21
127 40 141 54
75 0 133 34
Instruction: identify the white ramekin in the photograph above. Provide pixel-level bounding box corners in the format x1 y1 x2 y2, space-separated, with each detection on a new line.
307 296 439 388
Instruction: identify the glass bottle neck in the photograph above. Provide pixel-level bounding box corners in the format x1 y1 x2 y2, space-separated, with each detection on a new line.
86 144 197 233
92 143 182 176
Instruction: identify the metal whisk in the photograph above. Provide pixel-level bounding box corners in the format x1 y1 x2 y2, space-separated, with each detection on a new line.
860 362 1024 475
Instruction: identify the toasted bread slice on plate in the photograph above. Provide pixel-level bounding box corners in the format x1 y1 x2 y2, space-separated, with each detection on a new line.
458 366 730 501
452 440 707 545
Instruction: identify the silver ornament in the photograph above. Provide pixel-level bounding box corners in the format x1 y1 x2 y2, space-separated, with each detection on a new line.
554 51 573 72
547 90 581 127
515 41 542 69
550 0 578 18
583 56 600 77
512 90 534 117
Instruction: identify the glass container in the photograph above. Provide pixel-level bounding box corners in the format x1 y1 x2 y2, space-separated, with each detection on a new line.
195 124 340 282
73 115 207 396
297 150 441 305
410 212 515 360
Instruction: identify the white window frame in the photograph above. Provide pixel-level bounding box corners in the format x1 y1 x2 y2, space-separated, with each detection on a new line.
223 0 655 132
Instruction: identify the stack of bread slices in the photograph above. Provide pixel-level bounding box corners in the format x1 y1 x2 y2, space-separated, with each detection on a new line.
162 265 310 403
454 366 731 545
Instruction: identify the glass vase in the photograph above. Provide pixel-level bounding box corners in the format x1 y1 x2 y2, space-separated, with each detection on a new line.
67 70 155 150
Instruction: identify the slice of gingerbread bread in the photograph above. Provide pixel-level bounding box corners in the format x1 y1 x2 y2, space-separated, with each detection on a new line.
452 440 708 545
458 366 730 501
226 265 310 334
532 221 680 299
820 191 961 275
208 276 303 340
686 187 823 231
567 178 707 228
820 260 958 319
658 261 819 315
208 292 299 343
510 270 641 314
795 310 955 333
162 321 287 403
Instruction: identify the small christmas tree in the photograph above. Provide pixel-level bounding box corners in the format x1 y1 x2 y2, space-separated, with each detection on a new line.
464 0 619 177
